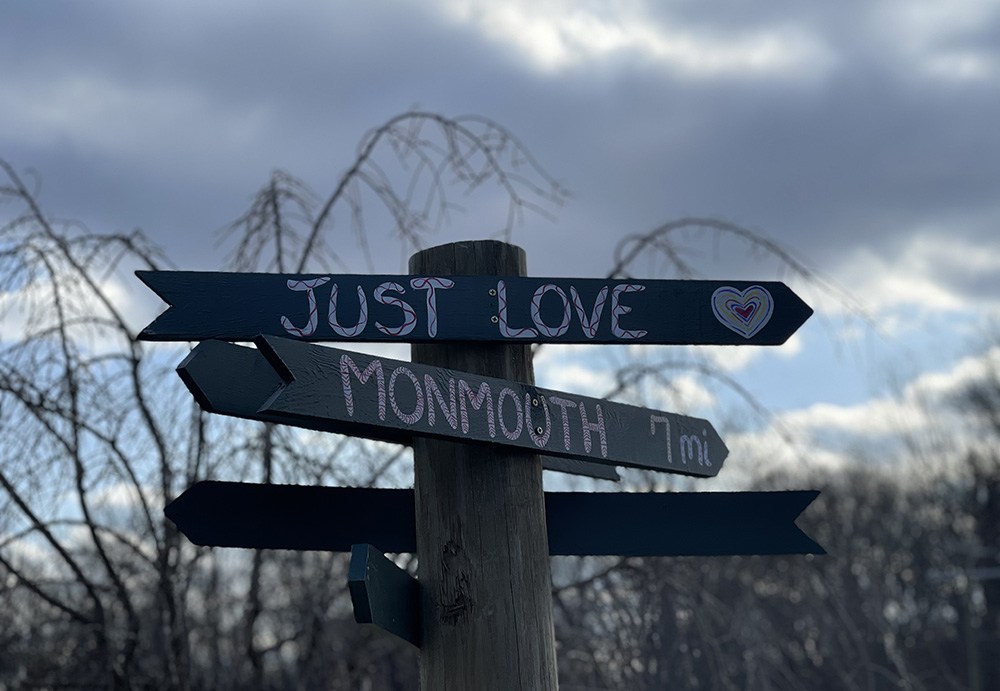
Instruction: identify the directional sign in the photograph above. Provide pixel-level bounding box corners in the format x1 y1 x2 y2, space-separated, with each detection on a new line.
176 339 619 481
180 335 729 476
137 271 812 345
165 481 825 556
349 544 420 647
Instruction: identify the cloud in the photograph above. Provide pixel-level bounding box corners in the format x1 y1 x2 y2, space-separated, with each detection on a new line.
874 0 1000 82
435 0 834 79
823 232 1000 329
734 346 1000 476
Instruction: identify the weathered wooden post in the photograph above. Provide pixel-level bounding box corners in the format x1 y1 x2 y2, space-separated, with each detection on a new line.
409 241 558 690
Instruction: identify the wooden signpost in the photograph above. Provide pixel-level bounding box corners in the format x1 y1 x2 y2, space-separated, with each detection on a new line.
137 270 812 345
178 334 728 477
138 239 820 690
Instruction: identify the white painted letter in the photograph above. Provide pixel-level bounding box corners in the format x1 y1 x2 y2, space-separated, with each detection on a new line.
374 282 416 337
340 354 385 420
281 277 331 337
328 284 369 337
650 415 673 466
570 286 609 339
530 284 571 337
410 277 455 338
496 280 538 338
611 284 648 340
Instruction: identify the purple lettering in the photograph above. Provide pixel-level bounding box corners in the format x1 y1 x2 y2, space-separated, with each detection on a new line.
579 402 608 458
497 387 524 440
340 354 385 420
459 380 496 438
389 366 424 424
548 396 578 450
424 375 458 429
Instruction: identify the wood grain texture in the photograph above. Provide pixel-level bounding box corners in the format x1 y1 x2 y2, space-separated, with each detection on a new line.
409 241 558 691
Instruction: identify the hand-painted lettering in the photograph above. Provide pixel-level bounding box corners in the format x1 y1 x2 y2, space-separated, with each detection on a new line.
650 415 673 465
389 366 424 424
530 284 571 337
570 286 608 339
497 387 524 440
281 277 331 337
548 396 578 451
459 380 496 438
496 280 538 338
340 354 386 420
680 428 711 467
329 284 369 337
409 277 454 338
611 284 648 340
424 374 458 429
374 282 416 337
578 401 608 457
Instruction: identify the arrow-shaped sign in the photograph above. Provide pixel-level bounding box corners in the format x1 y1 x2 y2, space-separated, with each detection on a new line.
176 339 618 481
164 481 825 556
180 336 728 476
138 271 812 345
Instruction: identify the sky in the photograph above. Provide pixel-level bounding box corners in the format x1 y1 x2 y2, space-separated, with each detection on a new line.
2 0 999 484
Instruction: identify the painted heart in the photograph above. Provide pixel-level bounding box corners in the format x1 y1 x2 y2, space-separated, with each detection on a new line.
711 286 774 339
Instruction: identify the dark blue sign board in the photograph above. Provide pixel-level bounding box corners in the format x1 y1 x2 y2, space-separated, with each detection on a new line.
164 481 825 557
176 339 618 481
138 271 812 345
179 336 729 477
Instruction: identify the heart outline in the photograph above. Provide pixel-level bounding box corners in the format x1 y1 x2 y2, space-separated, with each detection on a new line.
711 286 774 339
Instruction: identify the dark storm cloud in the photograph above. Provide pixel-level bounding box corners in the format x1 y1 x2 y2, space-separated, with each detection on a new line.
1 0 997 307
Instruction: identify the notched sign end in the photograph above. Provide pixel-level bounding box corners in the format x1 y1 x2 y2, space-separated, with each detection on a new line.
791 489 826 556
135 270 175 341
